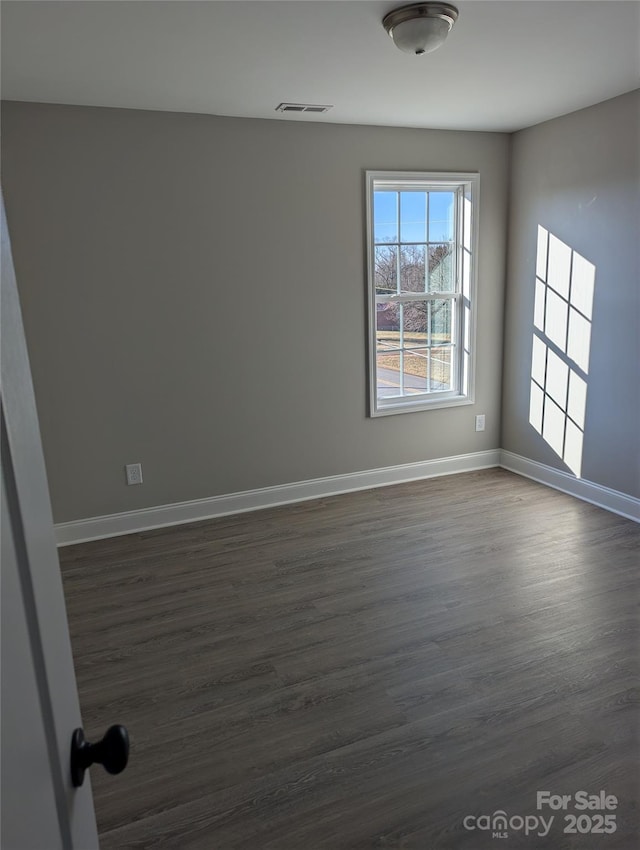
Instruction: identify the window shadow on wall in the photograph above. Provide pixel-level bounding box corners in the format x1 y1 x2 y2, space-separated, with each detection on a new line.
529 226 596 478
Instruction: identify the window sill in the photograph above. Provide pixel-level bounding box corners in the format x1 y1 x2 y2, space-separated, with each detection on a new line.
371 394 474 417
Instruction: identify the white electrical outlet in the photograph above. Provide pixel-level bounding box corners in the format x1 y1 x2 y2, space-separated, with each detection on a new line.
125 463 143 486
475 414 486 432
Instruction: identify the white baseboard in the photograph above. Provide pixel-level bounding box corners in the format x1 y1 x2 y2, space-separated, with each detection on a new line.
55 448 639 547
500 450 640 523
55 449 502 546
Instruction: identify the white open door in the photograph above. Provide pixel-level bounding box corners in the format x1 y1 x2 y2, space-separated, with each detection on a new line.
1 196 102 849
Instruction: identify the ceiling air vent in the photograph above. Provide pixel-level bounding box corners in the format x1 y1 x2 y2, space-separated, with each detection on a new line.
275 103 333 114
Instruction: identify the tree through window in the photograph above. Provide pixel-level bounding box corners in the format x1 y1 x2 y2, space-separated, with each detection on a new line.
366 172 479 415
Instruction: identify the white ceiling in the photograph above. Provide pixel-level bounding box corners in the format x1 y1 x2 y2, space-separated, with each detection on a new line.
1 0 639 133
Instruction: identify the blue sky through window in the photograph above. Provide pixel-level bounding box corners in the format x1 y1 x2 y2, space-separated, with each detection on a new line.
374 191 454 243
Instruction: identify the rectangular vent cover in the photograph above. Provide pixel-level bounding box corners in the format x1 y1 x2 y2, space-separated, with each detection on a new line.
276 103 333 114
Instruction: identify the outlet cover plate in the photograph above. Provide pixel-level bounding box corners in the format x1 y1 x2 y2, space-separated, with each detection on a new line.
125 463 143 485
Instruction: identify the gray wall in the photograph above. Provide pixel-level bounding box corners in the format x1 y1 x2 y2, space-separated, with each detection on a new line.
1 102 509 523
502 90 640 498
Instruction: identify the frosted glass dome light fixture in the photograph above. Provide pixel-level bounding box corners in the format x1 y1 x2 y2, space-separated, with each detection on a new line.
383 3 459 56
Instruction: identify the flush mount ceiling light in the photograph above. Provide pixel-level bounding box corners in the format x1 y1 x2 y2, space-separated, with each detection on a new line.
382 2 459 56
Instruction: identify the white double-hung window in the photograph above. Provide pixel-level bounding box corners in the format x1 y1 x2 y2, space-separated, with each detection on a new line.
366 171 479 416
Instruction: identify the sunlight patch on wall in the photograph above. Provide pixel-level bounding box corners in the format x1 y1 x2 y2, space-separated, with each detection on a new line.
529 227 595 477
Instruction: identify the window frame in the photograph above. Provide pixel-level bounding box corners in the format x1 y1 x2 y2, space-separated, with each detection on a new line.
366 170 480 417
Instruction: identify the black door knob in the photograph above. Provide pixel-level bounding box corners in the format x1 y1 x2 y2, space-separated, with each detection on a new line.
70 724 129 787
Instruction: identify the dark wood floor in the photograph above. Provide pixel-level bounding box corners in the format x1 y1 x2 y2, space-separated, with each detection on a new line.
59 469 639 849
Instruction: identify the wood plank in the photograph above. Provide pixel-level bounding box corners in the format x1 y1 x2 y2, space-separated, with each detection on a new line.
59 469 640 848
